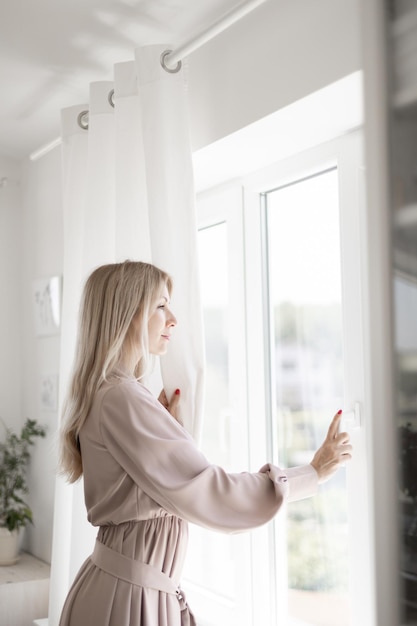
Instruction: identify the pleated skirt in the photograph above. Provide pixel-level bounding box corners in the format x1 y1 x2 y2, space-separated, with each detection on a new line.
59 516 195 626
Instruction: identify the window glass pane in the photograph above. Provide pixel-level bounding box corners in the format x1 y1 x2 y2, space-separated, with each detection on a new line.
198 223 231 468
266 169 351 626
183 222 238 620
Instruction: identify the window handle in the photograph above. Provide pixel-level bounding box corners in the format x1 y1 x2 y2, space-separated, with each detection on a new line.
341 402 361 432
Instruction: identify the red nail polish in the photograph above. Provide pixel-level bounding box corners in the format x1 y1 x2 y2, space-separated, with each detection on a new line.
175 389 180 395
337 409 342 415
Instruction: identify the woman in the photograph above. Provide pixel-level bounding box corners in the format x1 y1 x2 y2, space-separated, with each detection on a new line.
59 260 352 626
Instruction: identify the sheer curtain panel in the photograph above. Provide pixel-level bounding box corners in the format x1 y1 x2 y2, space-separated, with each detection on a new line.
48 44 204 625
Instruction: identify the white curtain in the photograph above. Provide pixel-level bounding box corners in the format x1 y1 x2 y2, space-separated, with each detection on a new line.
48 44 204 625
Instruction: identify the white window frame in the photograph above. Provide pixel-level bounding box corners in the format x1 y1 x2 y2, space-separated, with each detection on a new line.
184 184 253 626
191 129 374 626
243 130 374 626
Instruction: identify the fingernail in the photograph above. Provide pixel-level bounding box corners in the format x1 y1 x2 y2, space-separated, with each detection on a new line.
337 409 343 415
175 389 180 395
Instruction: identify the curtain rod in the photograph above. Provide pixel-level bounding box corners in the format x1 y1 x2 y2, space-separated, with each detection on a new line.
162 0 269 70
29 0 269 160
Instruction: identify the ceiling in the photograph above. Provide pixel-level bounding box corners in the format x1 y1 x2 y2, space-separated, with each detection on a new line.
0 0 243 161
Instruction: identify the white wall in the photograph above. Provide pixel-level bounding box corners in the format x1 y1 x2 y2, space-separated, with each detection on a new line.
0 156 22 430
188 0 361 151
19 147 63 562
9 0 361 563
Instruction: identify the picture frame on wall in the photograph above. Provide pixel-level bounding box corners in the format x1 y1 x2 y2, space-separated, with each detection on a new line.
40 373 59 411
32 276 62 337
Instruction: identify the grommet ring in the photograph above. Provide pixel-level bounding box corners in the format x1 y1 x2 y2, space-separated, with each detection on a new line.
108 89 115 108
77 110 89 130
160 50 182 74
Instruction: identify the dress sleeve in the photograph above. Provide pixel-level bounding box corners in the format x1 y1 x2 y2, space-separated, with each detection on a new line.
99 380 318 533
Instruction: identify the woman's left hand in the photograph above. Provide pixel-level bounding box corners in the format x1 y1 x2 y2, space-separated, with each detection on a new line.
158 388 183 425
310 411 352 484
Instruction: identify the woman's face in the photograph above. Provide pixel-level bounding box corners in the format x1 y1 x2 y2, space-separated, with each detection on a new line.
147 284 177 356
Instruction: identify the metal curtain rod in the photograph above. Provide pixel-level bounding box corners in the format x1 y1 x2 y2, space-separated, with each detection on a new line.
30 0 269 159
162 0 270 71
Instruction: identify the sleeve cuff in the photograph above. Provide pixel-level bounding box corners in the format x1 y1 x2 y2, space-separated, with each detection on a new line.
285 464 319 502
259 463 318 503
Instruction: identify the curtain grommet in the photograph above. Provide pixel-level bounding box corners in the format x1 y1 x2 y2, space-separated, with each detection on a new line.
160 50 182 74
77 110 89 130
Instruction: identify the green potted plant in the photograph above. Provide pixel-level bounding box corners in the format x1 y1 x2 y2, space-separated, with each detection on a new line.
0 418 46 565
399 421 417 615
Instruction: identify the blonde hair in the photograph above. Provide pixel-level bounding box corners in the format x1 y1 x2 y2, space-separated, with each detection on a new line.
59 260 172 483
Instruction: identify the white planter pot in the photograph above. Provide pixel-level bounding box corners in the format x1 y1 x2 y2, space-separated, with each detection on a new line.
0 527 20 565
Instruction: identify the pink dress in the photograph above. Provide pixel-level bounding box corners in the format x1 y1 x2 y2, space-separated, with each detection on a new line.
59 376 318 626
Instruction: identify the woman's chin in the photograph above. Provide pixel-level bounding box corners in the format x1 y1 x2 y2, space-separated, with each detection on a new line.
150 346 169 357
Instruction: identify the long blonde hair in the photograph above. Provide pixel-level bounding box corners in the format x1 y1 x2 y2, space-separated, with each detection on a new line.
59 260 172 483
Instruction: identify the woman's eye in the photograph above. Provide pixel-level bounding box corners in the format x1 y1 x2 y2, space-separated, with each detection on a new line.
157 304 165 309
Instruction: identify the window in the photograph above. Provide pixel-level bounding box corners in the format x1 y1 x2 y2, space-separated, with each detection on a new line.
182 187 251 626
184 132 372 626
265 169 349 625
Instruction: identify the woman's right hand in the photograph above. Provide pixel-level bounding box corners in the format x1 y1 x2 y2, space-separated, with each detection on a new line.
310 411 352 484
158 388 183 425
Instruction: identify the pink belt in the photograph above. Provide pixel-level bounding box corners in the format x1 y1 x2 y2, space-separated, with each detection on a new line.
91 539 196 626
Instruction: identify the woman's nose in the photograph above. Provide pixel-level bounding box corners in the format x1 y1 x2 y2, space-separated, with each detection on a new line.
167 311 177 327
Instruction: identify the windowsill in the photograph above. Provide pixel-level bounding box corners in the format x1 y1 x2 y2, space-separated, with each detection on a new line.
0 551 50 584
0 552 50 626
